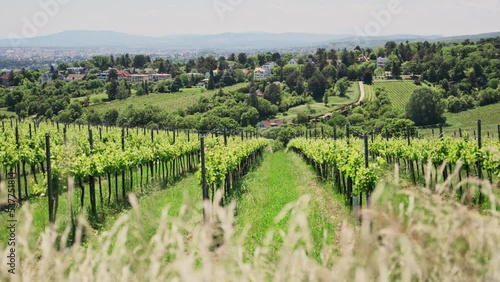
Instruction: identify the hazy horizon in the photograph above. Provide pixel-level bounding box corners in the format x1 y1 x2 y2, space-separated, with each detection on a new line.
2 0 499 40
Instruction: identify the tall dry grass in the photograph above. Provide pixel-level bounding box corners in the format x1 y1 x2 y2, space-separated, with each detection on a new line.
1 173 500 282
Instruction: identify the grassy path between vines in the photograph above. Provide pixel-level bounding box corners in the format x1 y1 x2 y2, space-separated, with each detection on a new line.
234 150 351 261
94 174 203 249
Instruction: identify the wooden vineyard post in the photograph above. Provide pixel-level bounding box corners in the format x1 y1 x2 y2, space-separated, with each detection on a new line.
88 129 97 218
121 128 126 199
200 136 209 223
15 126 22 202
477 120 483 205
333 125 337 140
45 134 55 224
346 125 350 145
498 125 500 142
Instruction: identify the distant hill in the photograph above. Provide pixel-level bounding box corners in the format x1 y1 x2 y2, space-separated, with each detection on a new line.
0 30 349 50
0 30 499 50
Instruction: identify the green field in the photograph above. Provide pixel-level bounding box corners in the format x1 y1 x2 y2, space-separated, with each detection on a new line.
367 80 422 111
419 103 500 137
87 83 246 114
277 82 360 122
363 84 376 102
0 107 16 117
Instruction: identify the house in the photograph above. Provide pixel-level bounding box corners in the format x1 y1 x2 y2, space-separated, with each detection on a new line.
117 70 131 80
262 62 276 72
357 56 370 62
97 72 108 81
377 57 388 68
256 89 264 97
41 65 63 84
65 74 86 82
384 71 393 79
66 67 85 74
258 119 284 128
149 74 172 82
288 59 299 65
129 74 149 83
254 62 276 79
0 74 10 86
326 59 334 66
241 69 249 75
254 68 267 79
205 68 221 78
197 78 209 87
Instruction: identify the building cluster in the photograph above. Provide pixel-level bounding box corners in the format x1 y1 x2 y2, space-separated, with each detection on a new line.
40 64 173 84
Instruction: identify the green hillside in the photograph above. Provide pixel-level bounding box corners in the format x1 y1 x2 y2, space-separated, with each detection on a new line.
87 83 246 115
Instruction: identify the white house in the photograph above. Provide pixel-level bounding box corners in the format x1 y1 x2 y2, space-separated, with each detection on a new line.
129 74 149 83
254 62 276 79
288 59 299 65
149 74 172 82
66 67 85 74
97 72 109 81
377 57 388 68
254 68 266 79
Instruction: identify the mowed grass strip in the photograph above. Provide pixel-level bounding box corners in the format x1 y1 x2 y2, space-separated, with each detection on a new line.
99 174 203 249
235 151 346 261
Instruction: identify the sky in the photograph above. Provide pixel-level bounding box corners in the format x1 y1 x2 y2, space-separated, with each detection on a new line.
1 0 500 39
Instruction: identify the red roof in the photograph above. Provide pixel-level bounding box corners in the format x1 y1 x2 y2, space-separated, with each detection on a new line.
0 74 10 80
260 119 284 128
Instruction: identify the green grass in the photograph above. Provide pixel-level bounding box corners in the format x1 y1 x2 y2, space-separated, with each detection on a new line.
419 103 500 137
0 162 197 250
95 174 203 250
0 108 16 117
329 82 361 106
364 84 376 102
277 82 360 122
234 151 346 261
87 83 246 115
277 103 332 122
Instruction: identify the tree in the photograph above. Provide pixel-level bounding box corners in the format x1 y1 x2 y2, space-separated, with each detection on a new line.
478 88 500 106
335 78 350 97
263 83 281 105
296 112 309 124
406 88 445 125
170 76 183 93
307 72 327 100
221 71 235 86
363 72 373 85
133 55 147 69
106 80 118 101
207 70 215 90
104 109 119 125
247 92 259 108
237 53 247 65
303 62 316 79
158 61 167 73
323 90 329 106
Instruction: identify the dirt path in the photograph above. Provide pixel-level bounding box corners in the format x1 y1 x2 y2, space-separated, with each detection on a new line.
356 81 365 105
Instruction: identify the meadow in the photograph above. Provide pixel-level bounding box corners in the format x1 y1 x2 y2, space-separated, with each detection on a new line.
86 83 247 115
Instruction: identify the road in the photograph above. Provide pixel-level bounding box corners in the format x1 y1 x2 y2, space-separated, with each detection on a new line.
356 81 365 105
